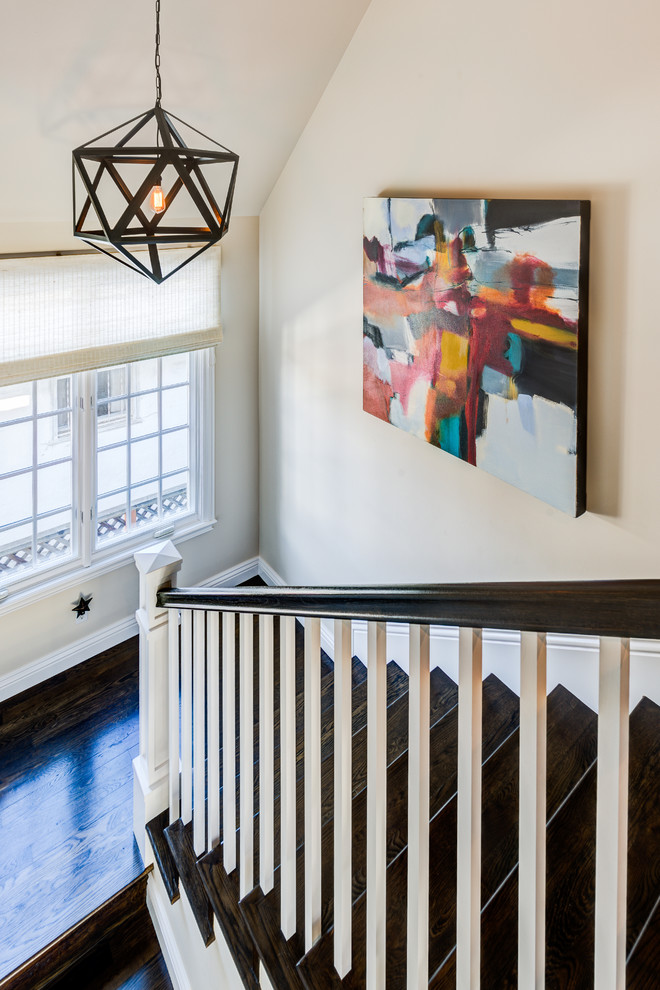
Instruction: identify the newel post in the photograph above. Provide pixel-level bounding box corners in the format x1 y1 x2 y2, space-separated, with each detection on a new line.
132 539 183 863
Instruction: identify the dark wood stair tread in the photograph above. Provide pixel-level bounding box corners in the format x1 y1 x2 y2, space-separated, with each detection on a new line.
193 659 415 990
432 694 660 989
627 894 660 989
624 697 660 953
146 810 179 904
264 675 517 989
429 685 599 988
298 678 600 989
197 838 260 990
163 820 214 948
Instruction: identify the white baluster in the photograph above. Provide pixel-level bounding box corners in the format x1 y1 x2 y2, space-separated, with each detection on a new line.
456 627 482 990
518 632 547 990
334 618 353 978
305 616 322 951
207 611 221 850
181 609 193 825
280 615 297 939
407 624 430 990
260 614 275 894
367 620 387 990
223 612 237 873
193 609 206 856
240 613 254 897
168 608 180 825
594 636 630 990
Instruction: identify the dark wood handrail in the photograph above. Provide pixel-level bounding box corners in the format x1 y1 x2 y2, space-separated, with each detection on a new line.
158 580 660 639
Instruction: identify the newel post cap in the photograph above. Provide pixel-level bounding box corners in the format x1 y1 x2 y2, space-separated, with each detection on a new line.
134 539 183 575
134 539 183 619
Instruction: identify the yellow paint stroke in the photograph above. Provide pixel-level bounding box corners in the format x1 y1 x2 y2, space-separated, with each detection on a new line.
510 318 578 349
440 330 469 375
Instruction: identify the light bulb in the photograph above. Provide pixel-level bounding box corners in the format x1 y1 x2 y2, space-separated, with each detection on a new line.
149 184 166 214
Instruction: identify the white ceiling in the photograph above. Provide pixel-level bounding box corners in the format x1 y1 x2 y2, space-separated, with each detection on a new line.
0 0 371 224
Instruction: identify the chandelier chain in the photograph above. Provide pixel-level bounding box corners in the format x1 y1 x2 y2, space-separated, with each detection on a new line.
155 0 162 105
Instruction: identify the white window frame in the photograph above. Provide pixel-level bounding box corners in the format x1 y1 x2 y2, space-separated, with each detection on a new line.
0 348 216 616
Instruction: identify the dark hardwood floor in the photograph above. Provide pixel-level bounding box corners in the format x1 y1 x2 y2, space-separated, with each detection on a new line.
0 636 168 985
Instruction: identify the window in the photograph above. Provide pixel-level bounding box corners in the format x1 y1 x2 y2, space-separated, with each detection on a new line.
0 349 214 594
0 377 76 579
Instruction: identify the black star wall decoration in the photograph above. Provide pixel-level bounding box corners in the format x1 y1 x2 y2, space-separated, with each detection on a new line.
72 593 93 619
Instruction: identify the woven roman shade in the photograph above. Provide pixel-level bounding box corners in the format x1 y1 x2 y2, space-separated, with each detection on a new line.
0 246 221 385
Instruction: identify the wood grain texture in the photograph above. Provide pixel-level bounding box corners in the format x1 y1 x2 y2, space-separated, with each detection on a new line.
146 811 179 904
202 659 436 990
110 952 173 990
627 895 660 989
163 820 214 947
429 685 599 989
159 580 660 639
296 675 521 990
0 639 143 980
197 839 260 990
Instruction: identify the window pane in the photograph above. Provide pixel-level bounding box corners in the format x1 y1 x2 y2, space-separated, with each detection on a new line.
162 428 188 474
162 386 189 431
97 445 127 495
97 415 127 449
131 392 159 438
130 480 160 529
131 359 159 394
162 353 189 387
38 415 72 463
37 376 72 415
0 421 32 474
96 365 127 406
0 383 32 424
37 462 72 515
162 472 189 517
0 522 33 577
96 492 128 543
0 473 32 526
36 510 72 566
90 351 202 550
131 437 159 485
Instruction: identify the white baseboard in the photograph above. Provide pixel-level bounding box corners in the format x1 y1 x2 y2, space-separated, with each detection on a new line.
0 614 138 703
199 555 260 588
258 557 286 587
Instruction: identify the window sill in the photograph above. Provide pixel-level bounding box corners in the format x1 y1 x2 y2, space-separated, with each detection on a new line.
0 516 216 618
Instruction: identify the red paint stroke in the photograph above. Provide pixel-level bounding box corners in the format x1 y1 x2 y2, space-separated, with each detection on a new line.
363 237 579 465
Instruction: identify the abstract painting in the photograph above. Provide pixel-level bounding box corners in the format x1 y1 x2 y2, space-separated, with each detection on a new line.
363 198 590 515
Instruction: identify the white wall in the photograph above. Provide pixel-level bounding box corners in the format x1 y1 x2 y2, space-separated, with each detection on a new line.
0 216 259 681
259 0 660 585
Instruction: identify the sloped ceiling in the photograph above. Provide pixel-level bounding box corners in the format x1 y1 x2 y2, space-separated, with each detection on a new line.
0 0 371 226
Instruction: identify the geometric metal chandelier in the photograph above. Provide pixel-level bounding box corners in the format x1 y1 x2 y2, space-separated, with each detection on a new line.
72 0 238 284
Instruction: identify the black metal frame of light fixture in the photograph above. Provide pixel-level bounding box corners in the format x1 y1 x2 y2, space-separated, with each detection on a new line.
72 0 238 284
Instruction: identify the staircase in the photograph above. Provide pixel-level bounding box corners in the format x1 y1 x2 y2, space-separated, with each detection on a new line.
140 581 660 990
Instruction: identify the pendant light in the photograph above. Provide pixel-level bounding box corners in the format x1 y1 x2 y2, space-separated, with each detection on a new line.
72 0 239 284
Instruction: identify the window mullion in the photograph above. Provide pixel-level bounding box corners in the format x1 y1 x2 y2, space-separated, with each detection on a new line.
31 382 38 569
127 364 132 534
79 371 94 567
158 358 163 522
